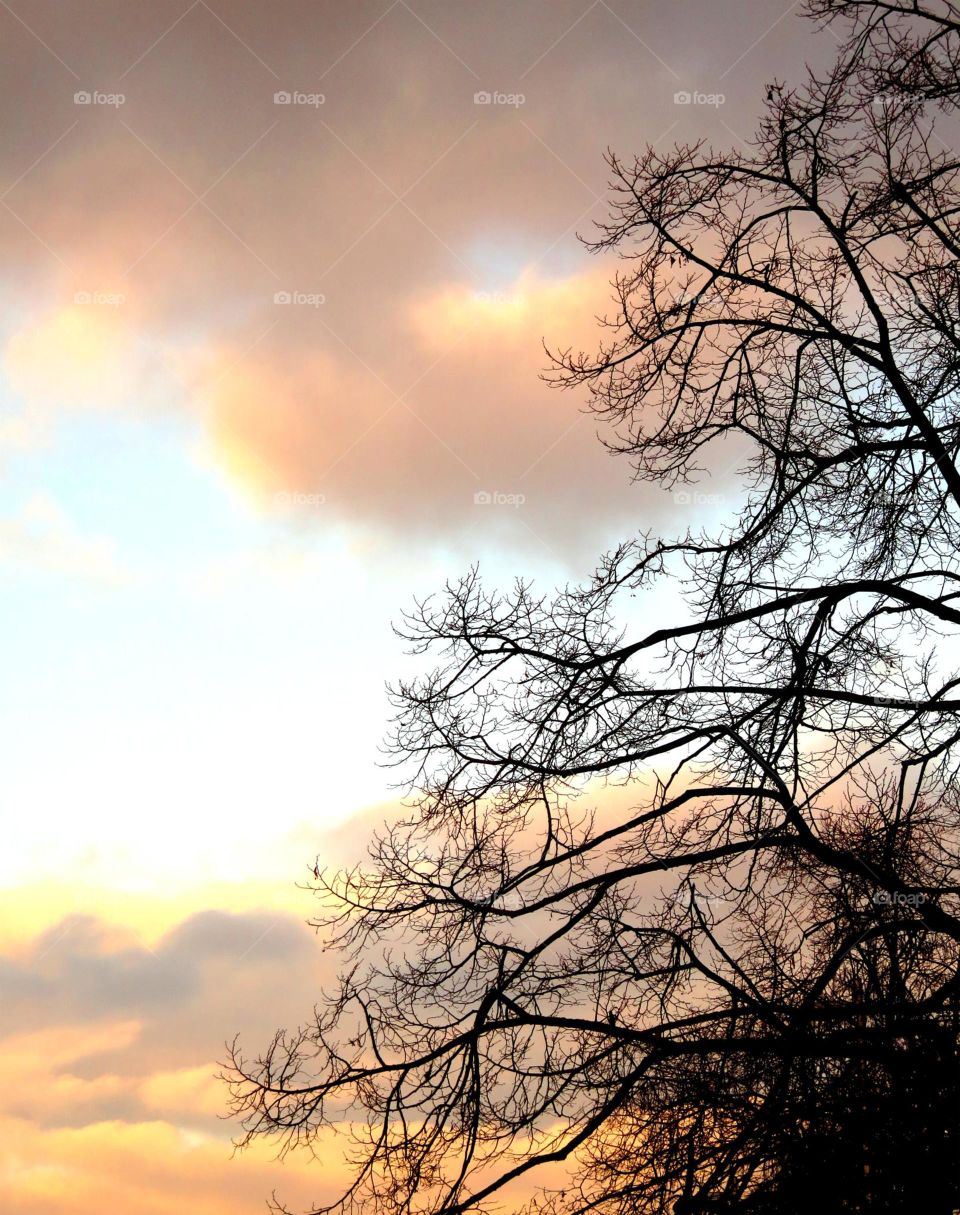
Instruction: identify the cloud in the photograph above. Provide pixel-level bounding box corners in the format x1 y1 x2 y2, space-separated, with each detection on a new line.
4 303 139 408
0 1114 339 1215
197 264 654 555
0 0 811 558
137 1063 226 1121
406 268 597 351
0 910 328 1078
0 1021 140 1126
0 778 726 1209
0 493 130 584
0 900 368 1213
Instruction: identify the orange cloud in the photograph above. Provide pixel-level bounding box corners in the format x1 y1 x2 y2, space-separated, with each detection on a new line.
0 911 347 1212
138 1064 226 1120
407 267 603 351
0 1114 339 1215
0 1021 140 1124
201 347 387 504
192 263 645 553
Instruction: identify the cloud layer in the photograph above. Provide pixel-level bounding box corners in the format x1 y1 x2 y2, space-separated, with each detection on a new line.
0 905 343 1212
0 0 819 555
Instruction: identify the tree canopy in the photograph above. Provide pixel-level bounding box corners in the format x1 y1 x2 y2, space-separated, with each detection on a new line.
228 4 960 1212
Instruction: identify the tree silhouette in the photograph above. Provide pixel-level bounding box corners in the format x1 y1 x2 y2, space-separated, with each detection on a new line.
227 3 960 1212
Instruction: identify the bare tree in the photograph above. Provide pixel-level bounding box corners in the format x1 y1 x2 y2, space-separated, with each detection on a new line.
228 4 960 1212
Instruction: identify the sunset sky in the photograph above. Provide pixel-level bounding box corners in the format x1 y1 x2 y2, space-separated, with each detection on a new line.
1 3 823 1210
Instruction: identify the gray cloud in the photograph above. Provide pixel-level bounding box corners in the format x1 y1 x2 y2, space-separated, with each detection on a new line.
0 907 330 1128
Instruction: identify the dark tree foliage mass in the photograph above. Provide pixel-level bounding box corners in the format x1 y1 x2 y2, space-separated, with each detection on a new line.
229 4 960 1212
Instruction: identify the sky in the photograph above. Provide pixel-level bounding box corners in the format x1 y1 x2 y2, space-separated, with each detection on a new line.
0 2 825 1211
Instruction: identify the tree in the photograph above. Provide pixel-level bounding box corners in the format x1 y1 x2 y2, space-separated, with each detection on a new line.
227 4 960 1212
